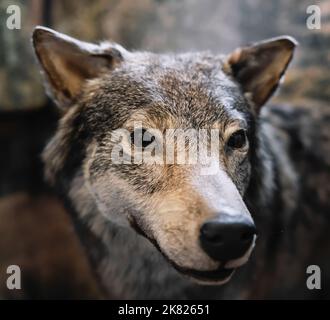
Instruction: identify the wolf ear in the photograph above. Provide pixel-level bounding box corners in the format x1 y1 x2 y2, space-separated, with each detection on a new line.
32 26 125 109
227 36 297 111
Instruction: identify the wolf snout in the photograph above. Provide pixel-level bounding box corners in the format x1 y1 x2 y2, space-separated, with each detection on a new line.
199 213 257 262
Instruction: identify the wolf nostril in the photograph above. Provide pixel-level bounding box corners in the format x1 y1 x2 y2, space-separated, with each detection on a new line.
200 228 224 245
199 213 256 261
241 231 254 242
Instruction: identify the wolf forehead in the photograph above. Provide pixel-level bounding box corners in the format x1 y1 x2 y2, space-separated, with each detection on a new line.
42 52 253 187
34 27 296 135
79 51 251 133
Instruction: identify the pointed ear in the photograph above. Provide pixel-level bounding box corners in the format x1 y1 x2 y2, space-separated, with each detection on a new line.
32 26 125 109
226 36 297 111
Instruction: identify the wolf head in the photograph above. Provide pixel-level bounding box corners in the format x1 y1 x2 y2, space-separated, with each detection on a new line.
33 27 296 284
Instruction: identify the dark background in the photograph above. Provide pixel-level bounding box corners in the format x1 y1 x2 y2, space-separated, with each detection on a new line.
0 0 329 299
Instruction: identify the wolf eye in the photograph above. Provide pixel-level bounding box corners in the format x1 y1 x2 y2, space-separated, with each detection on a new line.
130 129 155 148
227 130 247 149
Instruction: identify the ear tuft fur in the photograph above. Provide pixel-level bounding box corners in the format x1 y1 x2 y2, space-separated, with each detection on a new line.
32 26 125 110
227 36 297 111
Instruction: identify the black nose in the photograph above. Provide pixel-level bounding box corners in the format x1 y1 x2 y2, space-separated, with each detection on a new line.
200 214 257 261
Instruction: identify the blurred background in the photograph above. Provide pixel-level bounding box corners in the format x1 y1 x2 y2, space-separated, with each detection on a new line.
0 0 329 299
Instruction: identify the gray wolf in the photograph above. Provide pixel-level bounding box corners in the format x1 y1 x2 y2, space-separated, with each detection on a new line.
32 26 330 299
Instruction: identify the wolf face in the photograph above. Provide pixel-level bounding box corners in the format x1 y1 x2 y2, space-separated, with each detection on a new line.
33 27 296 284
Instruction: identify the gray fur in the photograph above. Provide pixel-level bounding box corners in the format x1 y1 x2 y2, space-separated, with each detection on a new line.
33 27 330 299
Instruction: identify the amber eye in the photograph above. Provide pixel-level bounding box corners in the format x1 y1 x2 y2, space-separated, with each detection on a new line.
130 128 155 148
227 130 247 149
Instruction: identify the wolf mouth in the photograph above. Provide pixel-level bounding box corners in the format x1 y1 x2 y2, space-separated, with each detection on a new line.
160 244 236 282
173 265 235 282
128 214 235 282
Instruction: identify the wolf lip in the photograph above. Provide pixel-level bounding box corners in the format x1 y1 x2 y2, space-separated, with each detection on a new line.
174 265 235 281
